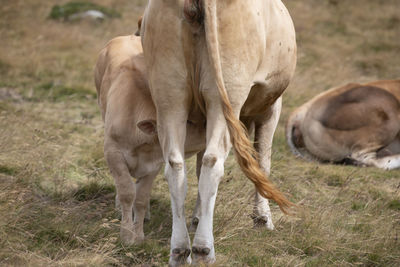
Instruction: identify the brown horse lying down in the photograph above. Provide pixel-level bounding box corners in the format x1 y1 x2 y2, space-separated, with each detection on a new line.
286 79 400 170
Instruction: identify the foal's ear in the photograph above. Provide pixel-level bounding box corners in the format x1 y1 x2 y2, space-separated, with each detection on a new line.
137 119 157 135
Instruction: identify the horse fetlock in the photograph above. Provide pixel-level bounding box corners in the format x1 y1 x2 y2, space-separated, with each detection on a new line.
251 214 275 230
192 245 215 265
120 223 134 245
120 222 144 245
169 247 192 267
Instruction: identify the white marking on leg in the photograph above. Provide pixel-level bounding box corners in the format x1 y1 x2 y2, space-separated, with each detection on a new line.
155 103 191 265
252 97 282 230
192 111 230 264
165 154 192 265
192 155 223 264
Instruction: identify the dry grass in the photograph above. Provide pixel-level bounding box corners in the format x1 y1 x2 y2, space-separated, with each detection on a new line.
1 0 400 266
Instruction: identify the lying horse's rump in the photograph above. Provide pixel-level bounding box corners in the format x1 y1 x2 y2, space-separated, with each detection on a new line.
287 79 400 169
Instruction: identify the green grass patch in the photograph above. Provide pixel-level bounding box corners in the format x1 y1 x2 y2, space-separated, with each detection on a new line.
355 60 386 76
361 42 400 53
121 240 170 265
387 199 400 211
351 201 366 211
49 1 121 20
77 140 106 169
242 254 273 266
0 59 11 75
0 165 19 176
352 222 371 233
384 15 400 29
73 181 115 201
326 174 344 187
367 252 381 264
318 20 348 35
297 49 320 72
34 227 78 248
27 82 96 102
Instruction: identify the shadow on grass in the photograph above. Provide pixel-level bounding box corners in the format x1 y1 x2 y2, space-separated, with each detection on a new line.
70 180 173 265
73 181 115 201
113 194 172 266
1 175 174 265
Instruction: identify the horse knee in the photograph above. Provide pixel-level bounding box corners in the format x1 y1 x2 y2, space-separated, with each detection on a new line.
118 191 135 205
168 152 184 171
202 153 217 168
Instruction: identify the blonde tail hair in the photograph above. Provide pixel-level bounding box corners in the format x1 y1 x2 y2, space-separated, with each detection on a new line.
202 0 293 213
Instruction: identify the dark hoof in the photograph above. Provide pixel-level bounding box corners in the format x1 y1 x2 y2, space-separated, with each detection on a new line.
192 217 199 226
251 214 275 230
252 215 268 226
170 247 191 266
192 245 215 265
172 248 191 258
192 246 210 256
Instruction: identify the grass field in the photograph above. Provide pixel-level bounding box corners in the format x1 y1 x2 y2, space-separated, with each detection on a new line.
0 0 399 266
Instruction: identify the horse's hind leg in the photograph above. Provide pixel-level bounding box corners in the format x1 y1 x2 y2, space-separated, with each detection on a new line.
190 150 205 232
252 97 282 230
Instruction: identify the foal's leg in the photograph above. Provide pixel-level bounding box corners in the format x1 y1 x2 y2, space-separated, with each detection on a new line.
145 199 151 222
105 147 136 245
115 188 151 221
252 97 282 230
133 170 159 243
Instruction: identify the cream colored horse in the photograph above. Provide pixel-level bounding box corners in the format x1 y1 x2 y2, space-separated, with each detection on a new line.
140 0 296 265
